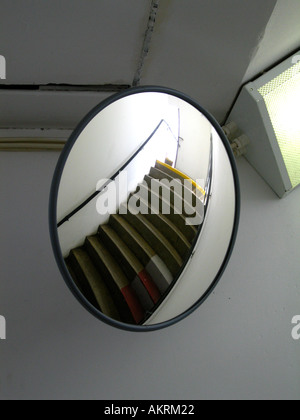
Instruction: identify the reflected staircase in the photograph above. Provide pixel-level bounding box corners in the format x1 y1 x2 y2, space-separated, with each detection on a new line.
65 161 203 325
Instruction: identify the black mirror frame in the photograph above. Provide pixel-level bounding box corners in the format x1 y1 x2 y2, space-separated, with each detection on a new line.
49 85 241 332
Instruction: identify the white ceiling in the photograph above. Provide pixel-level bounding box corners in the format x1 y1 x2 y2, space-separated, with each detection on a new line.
140 0 277 121
0 0 299 127
242 0 300 83
0 0 150 85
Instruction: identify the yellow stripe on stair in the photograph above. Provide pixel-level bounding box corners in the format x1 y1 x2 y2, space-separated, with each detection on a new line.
156 160 206 196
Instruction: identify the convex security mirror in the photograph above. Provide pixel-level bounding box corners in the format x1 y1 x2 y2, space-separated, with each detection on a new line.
49 86 240 331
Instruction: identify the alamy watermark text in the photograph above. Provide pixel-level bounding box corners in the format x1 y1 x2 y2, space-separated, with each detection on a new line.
96 171 205 226
0 315 6 340
0 55 6 79
292 316 300 341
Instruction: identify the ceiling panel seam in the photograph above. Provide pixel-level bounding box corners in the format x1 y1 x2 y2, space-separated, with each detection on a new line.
0 84 131 93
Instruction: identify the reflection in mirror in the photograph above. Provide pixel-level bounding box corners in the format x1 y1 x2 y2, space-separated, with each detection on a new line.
50 88 239 330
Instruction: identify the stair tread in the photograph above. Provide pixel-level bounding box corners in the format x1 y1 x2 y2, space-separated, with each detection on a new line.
150 165 204 202
110 214 156 260
145 172 204 218
65 257 100 309
68 248 121 320
85 235 145 324
155 213 191 251
137 182 197 233
137 213 183 267
144 174 203 207
121 202 183 273
150 166 175 183
139 178 199 239
155 160 206 197
132 193 191 256
109 214 174 295
86 236 129 290
155 160 186 182
99 224 144 275
136 213 183 266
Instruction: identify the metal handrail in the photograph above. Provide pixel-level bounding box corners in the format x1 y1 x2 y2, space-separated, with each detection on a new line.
57 119 180 228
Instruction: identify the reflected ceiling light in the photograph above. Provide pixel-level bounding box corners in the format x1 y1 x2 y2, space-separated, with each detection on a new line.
227 51 300 198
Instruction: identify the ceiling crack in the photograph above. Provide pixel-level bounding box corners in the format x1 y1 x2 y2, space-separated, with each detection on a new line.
132 0 160 87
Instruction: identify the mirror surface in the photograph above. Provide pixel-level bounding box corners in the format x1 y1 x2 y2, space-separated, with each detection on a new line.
49 87 240 331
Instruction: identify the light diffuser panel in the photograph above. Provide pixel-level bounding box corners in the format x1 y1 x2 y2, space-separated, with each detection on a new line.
258 61 300 189
227 51 300 198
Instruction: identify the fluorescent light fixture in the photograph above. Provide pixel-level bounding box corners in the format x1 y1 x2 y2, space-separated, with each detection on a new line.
228 51 300 198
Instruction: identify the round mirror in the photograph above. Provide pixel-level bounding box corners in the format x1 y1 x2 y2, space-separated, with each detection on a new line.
49 86 240 331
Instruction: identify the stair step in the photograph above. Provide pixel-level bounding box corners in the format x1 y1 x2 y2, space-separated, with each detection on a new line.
138 180 198 241
98 224 143 280
155 160 206 198
65 255 99 310
66 248 121 321
109 214 155 265
144 175 203 220
85 236 145 324
119 203 183 276
150 164 204 201
109 214 173 294
150 166 176 183
128 192 191 258
146 170 204 224
98 224 161 304
154 160 189 183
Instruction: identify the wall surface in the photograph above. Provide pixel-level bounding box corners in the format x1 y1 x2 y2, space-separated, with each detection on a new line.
0 151 299 400
0 0 299 402
242 0 300 83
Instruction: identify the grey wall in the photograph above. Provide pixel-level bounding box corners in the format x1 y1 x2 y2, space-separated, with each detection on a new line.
242 0 300 83
0 152 299 400
0 0 300 401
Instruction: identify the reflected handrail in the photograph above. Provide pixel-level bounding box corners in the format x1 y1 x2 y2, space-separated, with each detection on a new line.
57 119 180 228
